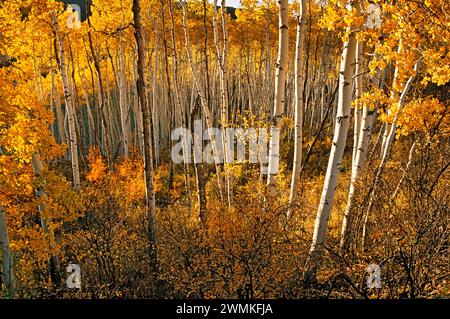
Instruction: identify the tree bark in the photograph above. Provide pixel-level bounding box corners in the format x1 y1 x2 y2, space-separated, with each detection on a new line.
361 60 419 250
267 0 289 187
168 0 191 201
118 17 130 158
340 41 384 251
288 0 306 216
51 11 80 189
0 204 15 296
132 0 158 277
180 0 224 196
307 2 360 278
86 16 113 170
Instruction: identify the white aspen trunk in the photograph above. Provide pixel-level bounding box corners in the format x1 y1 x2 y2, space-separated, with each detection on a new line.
288 0 307 215
340 42 384 250
213 0 232 207
262 0 271 113
352 43 363 165
307 3 360 275
132 54 144 153
361 60 419 249
151 24 160 167
0 204 15 295
181 0 224 195
220 0 232 207
51 65 66 146
340 40 364 250
52 12 80 189
81 80 96 146
381 43 402 156
118 21 130 158
168 0 191 200
267 0 289 187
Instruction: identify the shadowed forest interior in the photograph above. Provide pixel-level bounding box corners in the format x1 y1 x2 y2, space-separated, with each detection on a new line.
0 0 448 299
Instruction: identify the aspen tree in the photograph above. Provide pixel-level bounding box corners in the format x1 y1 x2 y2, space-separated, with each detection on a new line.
86 15 113 170
51 11 81 189
180 0 224 196
0 204 15 296
50 60 67 147
151 23 160 167
288 0 307 215
132 0 158 275
168 0 191 200
118 15 130 158
339 40 364 251
361 60 420 249
340 40 384 251
307 1 361 277
267 0 289 187
213 0 232 207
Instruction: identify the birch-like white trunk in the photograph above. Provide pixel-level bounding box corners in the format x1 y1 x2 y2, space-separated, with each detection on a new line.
50 65 67 146
267 0 289 187
52 12 80 189
380 43 402 156
0 204 15 295
361 60 419 249
151 24 160 167
340 41 365 250
308 4 360 273
340 42 384 250
288 0 306 215
168 0 191 200
213 0 232 207
118 19 130 158
181 0 224 195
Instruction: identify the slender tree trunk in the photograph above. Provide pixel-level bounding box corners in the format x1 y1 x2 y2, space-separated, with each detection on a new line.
213 0 232 207
50 64 66 146
380 43 402 157
52 12 80 189
86 18 113 170
180 0 224 195
191 100 207 224
151 24 160 167
168 0 191 201
267 0 289 187
340 41 385 251
361 60 419 250
339 40 364 251
288 0 306 216
118 18 130 158
132 0 158 278
132 53 145 153
307 3 360 279
0 204 15 296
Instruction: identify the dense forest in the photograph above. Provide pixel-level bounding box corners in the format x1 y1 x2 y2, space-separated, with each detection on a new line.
0 0 448 299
